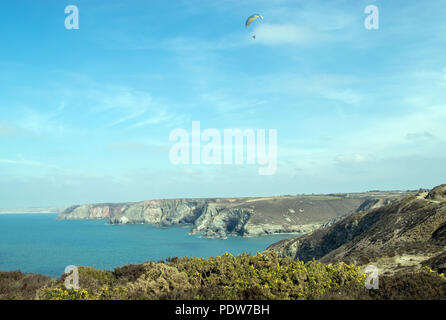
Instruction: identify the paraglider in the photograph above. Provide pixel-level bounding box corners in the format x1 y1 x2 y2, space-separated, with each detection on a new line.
245 14 263 39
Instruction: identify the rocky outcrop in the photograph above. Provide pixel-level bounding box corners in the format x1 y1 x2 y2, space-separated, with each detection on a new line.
355 198 396 212
190 205 253 238
57 192 413 239
267 185 446 274
108 200 207 226
426 184 446 202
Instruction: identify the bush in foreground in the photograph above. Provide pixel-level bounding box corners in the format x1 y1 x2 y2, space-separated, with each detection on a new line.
4 252 446 300
36 252 367 300
0 271 51 300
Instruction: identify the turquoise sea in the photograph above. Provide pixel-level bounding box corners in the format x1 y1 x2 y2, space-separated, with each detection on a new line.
0 214 295 277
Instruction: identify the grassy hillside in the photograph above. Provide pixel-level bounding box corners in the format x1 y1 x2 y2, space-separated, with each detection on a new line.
268 184 446 276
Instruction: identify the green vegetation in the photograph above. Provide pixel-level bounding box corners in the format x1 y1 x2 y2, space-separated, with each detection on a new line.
2 252 445 300
164 252 367 300
23 252 369 300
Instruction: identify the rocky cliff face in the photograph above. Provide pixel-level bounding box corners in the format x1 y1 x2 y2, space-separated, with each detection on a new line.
59 203 131 220
267 184 446 274
57 192 412 239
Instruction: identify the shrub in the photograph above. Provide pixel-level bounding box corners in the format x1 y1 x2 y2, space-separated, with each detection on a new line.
113 264 147 282
166 252 367 300
28 252 446 300
320 269 446 300
0 271 51 300
368 271 446 300
39 288 90 300
93 286 128 300
126 262 193 300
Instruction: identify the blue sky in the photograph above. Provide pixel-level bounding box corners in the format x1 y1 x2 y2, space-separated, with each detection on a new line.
1 0 446 208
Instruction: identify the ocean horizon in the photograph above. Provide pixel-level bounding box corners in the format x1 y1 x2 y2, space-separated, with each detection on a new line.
0 213 295 277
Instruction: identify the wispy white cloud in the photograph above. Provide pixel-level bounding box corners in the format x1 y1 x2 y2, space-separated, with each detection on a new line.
0 158 62 170
17 107 67 136
334 153 370 165
199 90 269 114
251 73 364 106
405 131 436 141
254 24 331 46
45 74 183 129
87 88 154 127
108 141 170 153
133 109 182 127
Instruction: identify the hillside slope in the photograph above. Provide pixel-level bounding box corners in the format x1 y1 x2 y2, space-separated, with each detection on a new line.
268 184 446 274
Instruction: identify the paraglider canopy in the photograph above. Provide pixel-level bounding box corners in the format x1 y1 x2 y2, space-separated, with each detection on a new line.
245 14 263 40
245 14 263 28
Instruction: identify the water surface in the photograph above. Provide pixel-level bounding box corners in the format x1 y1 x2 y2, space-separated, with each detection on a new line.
0 214 296 277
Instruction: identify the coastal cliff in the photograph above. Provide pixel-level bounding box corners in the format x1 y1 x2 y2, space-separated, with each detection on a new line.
57 191 411 239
